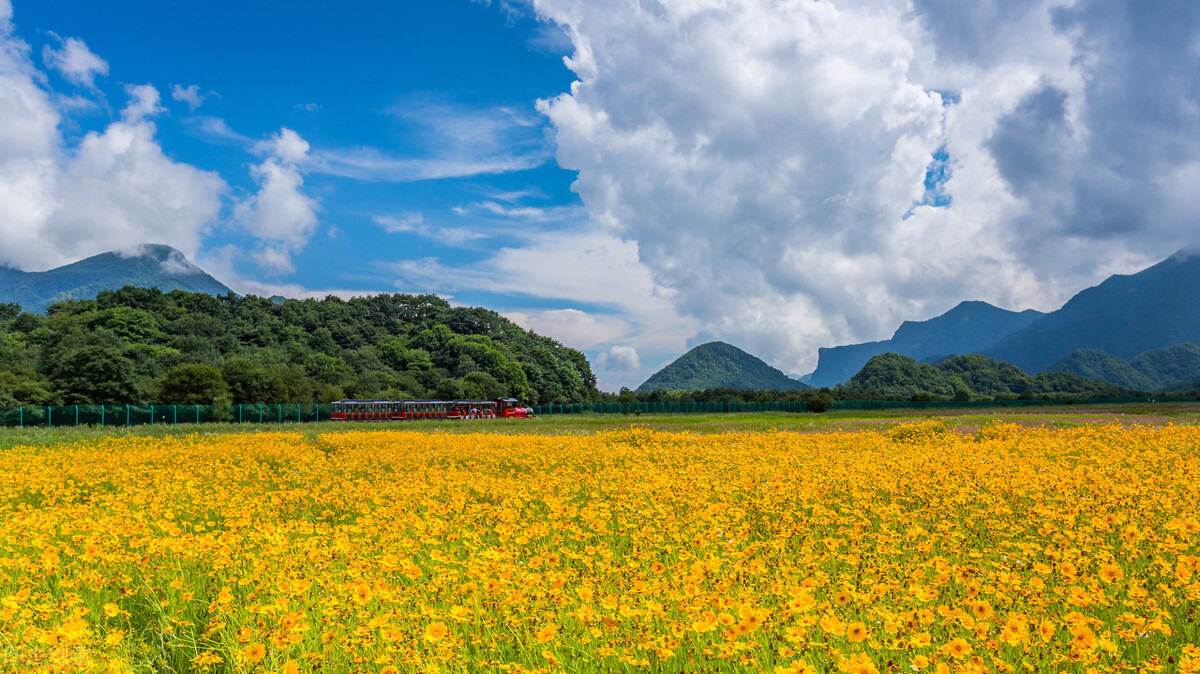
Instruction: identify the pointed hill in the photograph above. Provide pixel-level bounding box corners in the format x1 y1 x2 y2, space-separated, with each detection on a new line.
637 341 809 392
0 244 231 313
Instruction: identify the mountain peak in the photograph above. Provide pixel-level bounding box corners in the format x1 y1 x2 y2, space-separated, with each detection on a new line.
637 341 808 392
0 245 231 313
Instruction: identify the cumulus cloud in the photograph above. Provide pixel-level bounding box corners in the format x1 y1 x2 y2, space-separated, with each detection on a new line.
233 128 320 273
41 34 108 88
0 22 224 272
384 225 697 352
596 345 641 375
529 0 1200 374
171 84 204 110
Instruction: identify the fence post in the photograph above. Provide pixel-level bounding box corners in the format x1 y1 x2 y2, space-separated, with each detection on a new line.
150 404 154 425
126 404 130 427
238 405 242 423
100 405 104 426
297 404 300 423
47 405 51 428
173 405 177 425
278 404 282 424
259 404 263 424
196 405 200 424
75 405 78 427
18 406 21 428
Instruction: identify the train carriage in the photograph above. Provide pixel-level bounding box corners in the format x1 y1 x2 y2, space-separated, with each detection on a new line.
329 398 531 422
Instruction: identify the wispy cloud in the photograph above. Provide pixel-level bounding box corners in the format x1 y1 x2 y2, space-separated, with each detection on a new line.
185 116 253 146
373 213 489 246
309 101 551 182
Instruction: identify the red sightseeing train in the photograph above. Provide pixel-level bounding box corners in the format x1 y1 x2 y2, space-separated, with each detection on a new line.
329 398 534 422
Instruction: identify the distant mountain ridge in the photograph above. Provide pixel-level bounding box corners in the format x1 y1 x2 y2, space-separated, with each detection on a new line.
808 301 1045 387
986 251 1200 371
0 245 232 313
809 249 1200 386
638 341 809 392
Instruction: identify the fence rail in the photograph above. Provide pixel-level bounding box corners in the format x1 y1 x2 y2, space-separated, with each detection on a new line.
0 403 331 428
0 396 1193 428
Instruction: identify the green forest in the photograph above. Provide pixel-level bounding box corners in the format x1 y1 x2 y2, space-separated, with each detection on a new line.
0 287 598 407
838 353 1140 400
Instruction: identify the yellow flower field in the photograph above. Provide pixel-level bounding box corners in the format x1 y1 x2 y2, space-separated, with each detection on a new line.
0 422 1198 673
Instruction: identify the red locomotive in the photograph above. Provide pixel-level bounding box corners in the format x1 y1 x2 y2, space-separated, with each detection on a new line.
329 398 534 422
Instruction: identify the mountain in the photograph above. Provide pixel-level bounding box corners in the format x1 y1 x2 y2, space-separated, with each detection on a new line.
986 250 1200 372
1129 343 1200 389
638 341 810 392
844 352 1134 400
808 301 1045 387
1044 343 1200 390
0 245 232 314
1044 350 1157 391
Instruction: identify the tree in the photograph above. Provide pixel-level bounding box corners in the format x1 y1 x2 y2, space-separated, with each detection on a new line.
158 363 230 405
41 333 140 404
222 357 282 403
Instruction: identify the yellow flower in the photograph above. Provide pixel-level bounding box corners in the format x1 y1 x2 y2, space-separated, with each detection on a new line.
424 622 449 642
535 623 559 643
945 638 971 659
242 643 266 663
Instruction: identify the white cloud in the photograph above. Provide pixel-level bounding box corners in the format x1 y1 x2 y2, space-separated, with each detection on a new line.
251 244 296 275
186 116 252 145
121 83 165 121
373 212 488 245
504 308 630 350
383 225 698 355
252 127 309 165
595 345 641 374
309 102 550 181
0 33 224 272
171 84 205 110
528 0 1200 373
41 35 107 88
233 128 320 273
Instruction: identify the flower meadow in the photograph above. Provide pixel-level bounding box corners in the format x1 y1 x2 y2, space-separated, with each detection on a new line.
1 422 1198 673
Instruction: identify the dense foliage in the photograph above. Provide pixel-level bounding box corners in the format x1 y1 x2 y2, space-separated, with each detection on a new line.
1044 349 1158 391
1046 343 1200 391
637 341 808 392
841 353 1139 401
1129 343 1200 389
0 287 598 406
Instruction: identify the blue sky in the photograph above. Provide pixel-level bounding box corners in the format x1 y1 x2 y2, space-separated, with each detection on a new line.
2 0 1198 390
20 0 579 293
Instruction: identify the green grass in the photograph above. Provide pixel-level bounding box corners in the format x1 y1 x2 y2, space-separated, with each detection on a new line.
1 401 1197 450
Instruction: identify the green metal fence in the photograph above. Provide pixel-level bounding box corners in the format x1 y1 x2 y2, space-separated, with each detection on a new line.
0 396 1194 428
531 401 810 416
0 403 333 428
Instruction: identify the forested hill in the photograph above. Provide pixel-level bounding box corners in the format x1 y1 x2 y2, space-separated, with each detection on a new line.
0 244 232 314
0 287 598 406
841 353 1136 401
638 341 808 392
